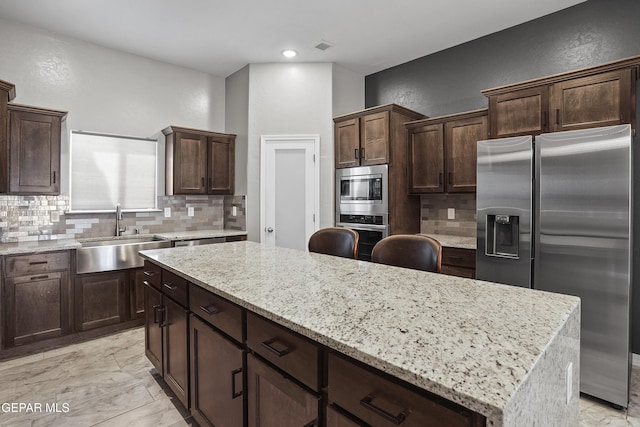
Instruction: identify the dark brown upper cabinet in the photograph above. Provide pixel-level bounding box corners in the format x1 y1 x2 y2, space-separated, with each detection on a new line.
163 126 236 195
483 56 640 138
406 109 488 194
334 104 424 169
5 104 67 195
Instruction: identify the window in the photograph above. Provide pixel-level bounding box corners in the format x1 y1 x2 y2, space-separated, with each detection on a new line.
70 130 157 212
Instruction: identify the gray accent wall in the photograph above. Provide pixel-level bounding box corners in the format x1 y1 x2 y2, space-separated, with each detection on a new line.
364 0 640 352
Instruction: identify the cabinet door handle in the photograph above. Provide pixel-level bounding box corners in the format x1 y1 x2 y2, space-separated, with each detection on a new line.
556 108 560 125
360 147 365 159
153 304 161 324
158 306 167 327
261 338 290 357
30 275 49 281
163 283 178 291
359 395 407 425
438 172 443 185
29 261 48 265
231 368 243 399
199 305 220 315
542 111 548 128
201 177 205 187
355 148 359 159
53 171 56 184
209 177 212 188
448 172 452 185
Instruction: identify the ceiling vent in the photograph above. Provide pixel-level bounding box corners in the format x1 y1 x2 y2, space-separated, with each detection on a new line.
315 40 333 51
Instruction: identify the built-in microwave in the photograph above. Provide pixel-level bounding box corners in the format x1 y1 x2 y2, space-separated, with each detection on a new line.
336 165 388 215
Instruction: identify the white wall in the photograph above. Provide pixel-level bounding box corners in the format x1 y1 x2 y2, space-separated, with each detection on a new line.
0 18 226 194
246 63 334 241
225 65 250 196
332 64 365 117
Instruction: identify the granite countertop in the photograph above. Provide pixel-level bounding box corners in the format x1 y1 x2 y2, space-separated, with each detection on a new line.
153 229 247 240
140 241 580 425
0 229 247 256
420 233 477 250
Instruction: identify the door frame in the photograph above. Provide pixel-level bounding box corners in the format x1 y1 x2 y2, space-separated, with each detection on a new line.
259 134 320 245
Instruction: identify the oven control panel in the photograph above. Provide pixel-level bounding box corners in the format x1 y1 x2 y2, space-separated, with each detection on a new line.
338 214 384 225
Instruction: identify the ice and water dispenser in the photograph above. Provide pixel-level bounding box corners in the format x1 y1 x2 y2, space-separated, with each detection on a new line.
486 214 519 258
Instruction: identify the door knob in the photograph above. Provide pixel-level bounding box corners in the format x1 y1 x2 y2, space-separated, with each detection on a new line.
266 227 274 233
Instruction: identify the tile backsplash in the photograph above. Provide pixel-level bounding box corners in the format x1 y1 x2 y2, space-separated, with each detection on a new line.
421 193 476 237
0 194 246 243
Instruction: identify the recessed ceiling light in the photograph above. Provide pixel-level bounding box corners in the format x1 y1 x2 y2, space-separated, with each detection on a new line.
282 49 297 58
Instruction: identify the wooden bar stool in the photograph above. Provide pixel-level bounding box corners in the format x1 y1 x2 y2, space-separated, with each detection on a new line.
371 235 442 272
308 227 359 259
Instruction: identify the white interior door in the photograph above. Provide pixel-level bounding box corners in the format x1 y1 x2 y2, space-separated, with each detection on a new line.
260 135 319 250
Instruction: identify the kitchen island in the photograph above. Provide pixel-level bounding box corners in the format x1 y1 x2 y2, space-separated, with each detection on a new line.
140 241 580 426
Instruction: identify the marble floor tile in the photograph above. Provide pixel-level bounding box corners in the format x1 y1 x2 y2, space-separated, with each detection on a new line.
2 327 640 426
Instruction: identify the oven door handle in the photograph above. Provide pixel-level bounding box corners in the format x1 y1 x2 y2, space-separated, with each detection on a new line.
336 222 389 232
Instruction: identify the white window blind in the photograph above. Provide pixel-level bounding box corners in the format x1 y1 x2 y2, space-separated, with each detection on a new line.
70 130 158 212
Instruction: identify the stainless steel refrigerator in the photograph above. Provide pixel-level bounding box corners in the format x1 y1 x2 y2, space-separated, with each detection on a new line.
476 124 632 408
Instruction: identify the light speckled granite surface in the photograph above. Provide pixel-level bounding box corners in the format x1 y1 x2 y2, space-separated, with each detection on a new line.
153 229 247 241
140 241 580 426
0 229 247 256
0 238 81 255
420 233 477 250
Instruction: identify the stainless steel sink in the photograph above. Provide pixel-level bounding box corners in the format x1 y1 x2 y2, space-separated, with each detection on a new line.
76 237 171 274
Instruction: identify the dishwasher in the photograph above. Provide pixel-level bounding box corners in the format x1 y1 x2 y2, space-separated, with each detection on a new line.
172 237 226 247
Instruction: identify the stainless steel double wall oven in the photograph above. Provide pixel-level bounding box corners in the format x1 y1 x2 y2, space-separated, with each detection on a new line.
335 165 389 261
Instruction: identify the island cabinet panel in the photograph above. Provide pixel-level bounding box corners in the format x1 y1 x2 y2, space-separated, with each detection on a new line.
74 271 127 331
327 405 367 426
6 104 66 195
164 126 236 196
143 267 190 409
407 110 487 194
144 282 163 373
190 314 243 427
130 268 145 320
484 57 640 138
189 283 243 342
247 354 319 427
328 353 484 427
3 251 71 348
246 311 320 392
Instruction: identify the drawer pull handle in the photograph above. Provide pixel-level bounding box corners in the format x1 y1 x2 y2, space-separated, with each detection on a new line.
163 283 178 291
143 271 157 277
30 275 49 281
261 338 290 357
199 305 220 315
360 395 407 425
29 261 48 265
448 256 463 260
231 368 243 399
143 280 150 286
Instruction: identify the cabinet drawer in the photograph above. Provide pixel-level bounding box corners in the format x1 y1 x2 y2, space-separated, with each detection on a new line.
142 261 162 290
328 353 481 427
161 269 188 307
246 312 320 392
5 251 69 277
190 284 243 343
441 248 475 268
441 265 475 279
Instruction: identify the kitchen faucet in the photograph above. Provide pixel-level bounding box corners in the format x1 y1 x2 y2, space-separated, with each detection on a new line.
115 203 126 236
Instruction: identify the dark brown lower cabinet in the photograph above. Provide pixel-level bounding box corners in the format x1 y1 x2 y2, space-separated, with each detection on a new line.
247 354 318 427
144 283 163 372
328 353 484 427
4 271 70 347
144 282 189 408
327 405 366 427
130 268 145 320
190 314 243 427
74 271 127 331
